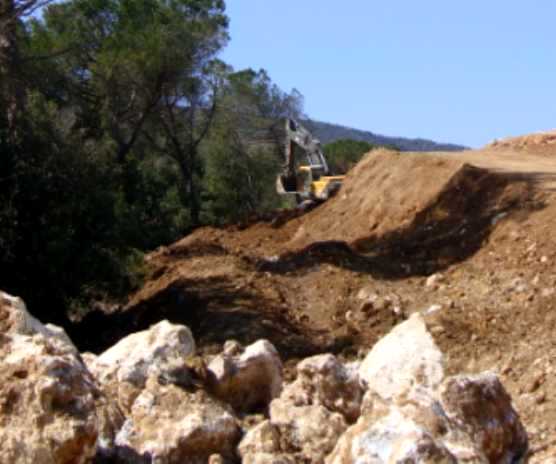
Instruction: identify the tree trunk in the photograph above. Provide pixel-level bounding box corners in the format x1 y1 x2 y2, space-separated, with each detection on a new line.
0 0 25 140
189 173 200 226
176 158 198 227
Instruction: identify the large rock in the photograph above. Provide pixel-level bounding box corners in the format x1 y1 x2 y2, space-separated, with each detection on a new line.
240 374 353 463
439 373 528 463
359 312 444 401
94 393 126 459
0 290 77 353
238 407 346 464
115 377 241 463
326 409 457 464
80 352 126 458
326 373 528 464
328 315 527 463
90 320 195 410
280 354 363 423
238 420 282 457
208 339 283 412
238 420 294 464
0 331 99 463
251 353 363 463
270 398 348 463
0 291 126 462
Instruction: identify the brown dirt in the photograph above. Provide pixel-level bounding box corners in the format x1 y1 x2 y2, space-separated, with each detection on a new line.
488 129 556 156
285 149 489 252
75 136 556 461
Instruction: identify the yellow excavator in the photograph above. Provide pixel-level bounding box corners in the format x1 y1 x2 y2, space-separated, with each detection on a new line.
276 118 344 203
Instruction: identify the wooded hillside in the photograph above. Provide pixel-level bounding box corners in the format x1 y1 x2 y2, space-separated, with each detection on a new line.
305 119 467 151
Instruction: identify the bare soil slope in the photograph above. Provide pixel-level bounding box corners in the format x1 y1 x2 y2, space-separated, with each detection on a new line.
75 135 556 460
285 149 514 253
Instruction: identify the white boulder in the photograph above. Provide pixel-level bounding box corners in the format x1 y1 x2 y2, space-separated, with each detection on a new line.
326 408 457 464
115 377 241 463
208 339 283 412
326 373 528 464
328 314 527 463
359 313 444 401
91 320 195 410
327 373 527 463
0 330 99 463
0 290 77 353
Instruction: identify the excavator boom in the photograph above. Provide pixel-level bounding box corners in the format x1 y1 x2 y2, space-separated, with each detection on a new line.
276 118 344 202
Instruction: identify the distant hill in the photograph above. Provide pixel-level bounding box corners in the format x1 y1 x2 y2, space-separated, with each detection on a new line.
303 120 467 152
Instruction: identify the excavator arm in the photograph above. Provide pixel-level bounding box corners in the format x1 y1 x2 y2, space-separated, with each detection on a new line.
282 118 329 179
276 118 343 202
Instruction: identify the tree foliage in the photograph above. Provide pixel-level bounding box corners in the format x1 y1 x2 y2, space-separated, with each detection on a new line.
0 0 303 322
202 68 303 224
324 139 377 174
0 0 55 138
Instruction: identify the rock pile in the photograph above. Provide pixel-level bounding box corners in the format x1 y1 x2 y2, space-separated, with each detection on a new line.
0 290 529 463
0 291 99 464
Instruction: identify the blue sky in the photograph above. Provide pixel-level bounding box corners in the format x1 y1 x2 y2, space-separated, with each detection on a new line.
220 1 556 148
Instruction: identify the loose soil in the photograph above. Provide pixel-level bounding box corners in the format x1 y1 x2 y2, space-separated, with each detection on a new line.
75 139 556 461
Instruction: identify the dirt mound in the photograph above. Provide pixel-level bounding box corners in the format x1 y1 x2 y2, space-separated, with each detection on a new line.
489 130 556 155
285 149 514 253
165 149 521 265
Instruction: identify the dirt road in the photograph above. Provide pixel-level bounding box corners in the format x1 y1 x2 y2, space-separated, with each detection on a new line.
437 147 556 190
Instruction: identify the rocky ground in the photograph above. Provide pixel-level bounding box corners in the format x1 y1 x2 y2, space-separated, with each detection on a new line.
0 290 531 463
7 132 556 462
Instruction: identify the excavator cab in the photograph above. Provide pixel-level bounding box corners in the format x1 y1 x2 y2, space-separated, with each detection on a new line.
276 118 344 202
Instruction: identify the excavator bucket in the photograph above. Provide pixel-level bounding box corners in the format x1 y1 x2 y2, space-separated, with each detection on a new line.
276 167 313 200
276 174 297 195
